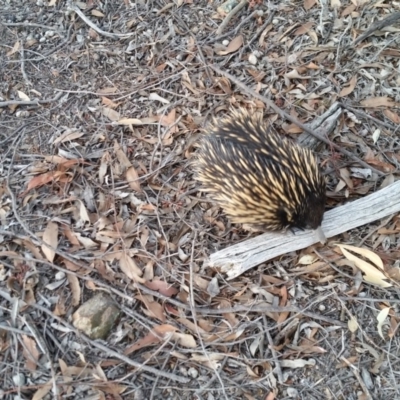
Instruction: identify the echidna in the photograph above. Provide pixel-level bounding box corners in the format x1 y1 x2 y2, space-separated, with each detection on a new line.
195 108 326 242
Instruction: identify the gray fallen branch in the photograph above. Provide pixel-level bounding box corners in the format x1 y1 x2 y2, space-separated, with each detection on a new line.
208 180 400 280
68 3 134 39
0 92 63 108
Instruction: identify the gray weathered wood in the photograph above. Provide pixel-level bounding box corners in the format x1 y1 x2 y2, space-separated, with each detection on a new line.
209 180 400 280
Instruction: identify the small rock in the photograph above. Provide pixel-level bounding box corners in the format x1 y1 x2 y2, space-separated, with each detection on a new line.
55 271 65 280
72 292 120 340
248 53 258 65
13 373 25 386
222 40 229 46
188 367 198 379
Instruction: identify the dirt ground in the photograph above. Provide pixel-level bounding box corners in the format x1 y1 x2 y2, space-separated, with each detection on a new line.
1 1 400 399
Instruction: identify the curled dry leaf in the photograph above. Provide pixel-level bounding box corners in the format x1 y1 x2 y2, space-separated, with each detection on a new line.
101 106 120 121
22 335 40 371
360 97 395 108
144 279 179 297
304 0 316 9
21 170 65 196
120 253 144 283
124 324 177 355
32 381 52 400
217 35 243 55
339 75 357 97
42 221 58 262
66 273 81 307
126 166 142 193
136 294 166 322
337 245 391 288
294 22 313 36
172 332 197 348
377 307 390 340
53 130 84 144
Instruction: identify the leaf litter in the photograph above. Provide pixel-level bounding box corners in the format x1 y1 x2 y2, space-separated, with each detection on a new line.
1 0 400 399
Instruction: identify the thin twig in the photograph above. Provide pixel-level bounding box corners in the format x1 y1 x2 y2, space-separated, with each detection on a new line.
68 3 134 39
353 11 400 45
209 65 385 176
263 316 283 384
216 0 249 35
0 92 63 108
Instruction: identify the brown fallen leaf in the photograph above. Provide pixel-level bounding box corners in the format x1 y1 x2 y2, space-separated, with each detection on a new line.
304 0 316 10
360 96 395 107
339 75 357 97
67 273 81 306
126 166 142 193
136 294 166 322
119 253 144 283
21 170 65 196
42 221 58 262
144 279 179 297
294 22 314 36
22 335 40 371
383 109 400 123
217 35 243 55
124 324 177 355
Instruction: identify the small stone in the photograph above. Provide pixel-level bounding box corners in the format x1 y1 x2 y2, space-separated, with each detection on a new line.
222 40 229 46
72 292 120 340
13 373 25 386
55 271 65 280
248 53 258 65
188 367 198 379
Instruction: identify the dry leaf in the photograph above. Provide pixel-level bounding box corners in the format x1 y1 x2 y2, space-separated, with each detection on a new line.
101 106 120 121
7 40 20 57
298 255 318 265
158 108 176 127
377 307 390 340
338 244 384 270
338 245 391 288
339 75 357 97
172 332 196 348
294 22 313 36
117 117 157 125
21 170 69 196
119 253 144 282
67 273 81 306
18 90 30 101
78 200 91 223
144 279 179 297
383 109 400 123
124 324 176 355
42 221 58 262
304 0 316 10
360 97 395 108
149 92 170 104
218 35 243 55
22 335 40 371
32 381 52 400
91 9 105 17
126 166 142 193
101 96 119 108
53 131 84 144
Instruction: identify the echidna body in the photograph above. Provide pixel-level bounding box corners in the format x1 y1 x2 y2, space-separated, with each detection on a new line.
195 109 326 239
